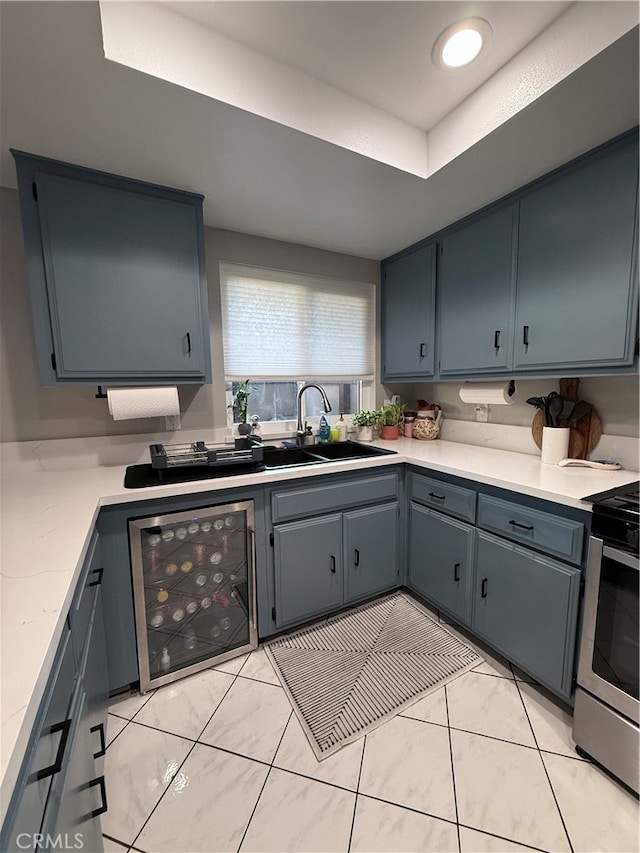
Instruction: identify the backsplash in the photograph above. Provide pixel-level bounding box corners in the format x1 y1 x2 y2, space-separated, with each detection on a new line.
386 376 639 437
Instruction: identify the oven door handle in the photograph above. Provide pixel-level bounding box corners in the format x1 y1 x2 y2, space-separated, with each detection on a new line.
603 545 639 571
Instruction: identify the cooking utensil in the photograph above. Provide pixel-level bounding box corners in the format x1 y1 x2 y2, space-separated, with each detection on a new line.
548 393 564 428
566 400 592 424
558 398 576 423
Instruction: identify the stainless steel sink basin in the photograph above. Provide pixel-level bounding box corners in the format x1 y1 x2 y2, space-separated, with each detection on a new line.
262 441 396 469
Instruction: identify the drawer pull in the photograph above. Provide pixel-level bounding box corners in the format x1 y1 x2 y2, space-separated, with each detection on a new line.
91 722 106 759
428 492 446 501
33 718 72 781
508 519 534 532
481 578 488 598
88 775 108 818
330 555 336 574
88 567 104 587
354 549 360 567
454 562 460 582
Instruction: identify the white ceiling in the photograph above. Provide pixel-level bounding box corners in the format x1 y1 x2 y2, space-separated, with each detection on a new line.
0 2 638 260
167 1 572 131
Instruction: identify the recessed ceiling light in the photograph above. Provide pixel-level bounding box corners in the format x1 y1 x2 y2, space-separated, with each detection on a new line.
433 18 492 70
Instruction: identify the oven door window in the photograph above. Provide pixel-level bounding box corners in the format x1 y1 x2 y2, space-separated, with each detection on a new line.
592 553 639 701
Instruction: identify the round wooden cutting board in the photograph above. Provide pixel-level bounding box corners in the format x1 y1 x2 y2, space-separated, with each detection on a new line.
531 406 603 459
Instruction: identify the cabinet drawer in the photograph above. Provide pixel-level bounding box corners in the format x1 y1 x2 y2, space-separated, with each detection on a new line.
271 472 399 523
477 495 584 565
409 473 476 523
1 626 77 852
69 530 102 666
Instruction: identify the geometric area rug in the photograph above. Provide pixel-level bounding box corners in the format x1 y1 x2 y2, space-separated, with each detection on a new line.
264 592 482 760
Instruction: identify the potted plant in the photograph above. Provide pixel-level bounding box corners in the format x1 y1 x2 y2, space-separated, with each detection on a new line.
229 380 253 435
380 401 405 440
351 410 381 442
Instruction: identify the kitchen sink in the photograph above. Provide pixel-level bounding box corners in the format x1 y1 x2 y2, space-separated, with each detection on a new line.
262 441 396 469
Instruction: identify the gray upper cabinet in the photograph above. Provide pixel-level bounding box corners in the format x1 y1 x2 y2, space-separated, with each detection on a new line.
382 242 436 379
381 130 638 381
514 137 638 371
438 205 516 375
12 150 211 386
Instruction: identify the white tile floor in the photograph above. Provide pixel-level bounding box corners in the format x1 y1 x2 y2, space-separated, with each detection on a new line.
103 610 639 853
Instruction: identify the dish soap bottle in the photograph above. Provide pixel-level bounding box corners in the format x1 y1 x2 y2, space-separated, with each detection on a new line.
336 413 347 442
318 415 331 443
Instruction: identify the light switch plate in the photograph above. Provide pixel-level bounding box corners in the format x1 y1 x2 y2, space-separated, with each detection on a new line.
475 404 488 422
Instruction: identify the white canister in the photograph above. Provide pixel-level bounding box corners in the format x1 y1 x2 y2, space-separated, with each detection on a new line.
541 427 570 465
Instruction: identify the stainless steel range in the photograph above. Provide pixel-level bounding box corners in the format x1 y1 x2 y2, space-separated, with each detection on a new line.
573 483 639 793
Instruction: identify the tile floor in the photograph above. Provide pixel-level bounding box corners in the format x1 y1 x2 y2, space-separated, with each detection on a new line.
102 607 639 853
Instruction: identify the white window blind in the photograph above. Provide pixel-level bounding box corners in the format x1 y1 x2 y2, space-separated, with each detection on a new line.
220 263 375 379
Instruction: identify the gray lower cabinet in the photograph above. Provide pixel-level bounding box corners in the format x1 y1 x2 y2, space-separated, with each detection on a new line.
344 503 399 603
407 470 586 701
269 471 401 631
0 533 108 853
274 514 343 627
474 532 581 698
408 504 474 627
273 503 400 630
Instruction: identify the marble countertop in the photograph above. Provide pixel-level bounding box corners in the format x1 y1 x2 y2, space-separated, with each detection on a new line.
1 434 637 814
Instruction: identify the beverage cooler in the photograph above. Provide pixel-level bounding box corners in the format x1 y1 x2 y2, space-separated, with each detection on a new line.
129 500 257 692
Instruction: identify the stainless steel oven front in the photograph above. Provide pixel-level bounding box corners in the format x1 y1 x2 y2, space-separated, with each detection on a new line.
573 534 639 793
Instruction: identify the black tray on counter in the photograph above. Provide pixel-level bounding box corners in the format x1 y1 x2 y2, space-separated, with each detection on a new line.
124 461 266 489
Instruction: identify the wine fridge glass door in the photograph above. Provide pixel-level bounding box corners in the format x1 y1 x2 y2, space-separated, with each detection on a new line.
129 500 257 692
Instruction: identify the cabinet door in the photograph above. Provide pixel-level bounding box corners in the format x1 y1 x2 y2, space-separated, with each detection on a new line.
36 171 209 382
382 243 436 378
274 515 342 627
439 205 516 374
514 139 638 370
0 629 77 852
344 503 399 603
82 596 109 779
45 688 105 853
409 504 474 626
474 532 581 698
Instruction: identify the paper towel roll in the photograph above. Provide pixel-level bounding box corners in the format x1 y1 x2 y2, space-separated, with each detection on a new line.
459 381 517 406
107 387 180 421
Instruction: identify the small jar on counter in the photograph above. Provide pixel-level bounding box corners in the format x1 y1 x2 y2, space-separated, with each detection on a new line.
404 414 416 438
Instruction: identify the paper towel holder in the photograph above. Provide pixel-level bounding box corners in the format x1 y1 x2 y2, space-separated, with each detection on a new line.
95 385 108 399
507 380 516 398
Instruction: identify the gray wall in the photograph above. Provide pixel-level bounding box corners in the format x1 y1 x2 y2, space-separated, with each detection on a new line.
0 186 379 442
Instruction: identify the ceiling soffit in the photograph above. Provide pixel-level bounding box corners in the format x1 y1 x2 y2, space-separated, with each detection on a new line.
99 1 638 178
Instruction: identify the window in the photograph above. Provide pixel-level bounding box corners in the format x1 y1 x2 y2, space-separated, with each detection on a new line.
220 263 375 426
228 380 359 424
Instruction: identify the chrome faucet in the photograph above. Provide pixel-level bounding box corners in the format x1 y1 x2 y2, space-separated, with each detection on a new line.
296 383 332 441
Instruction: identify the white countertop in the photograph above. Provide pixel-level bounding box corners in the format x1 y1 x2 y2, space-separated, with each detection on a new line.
1 435 637 814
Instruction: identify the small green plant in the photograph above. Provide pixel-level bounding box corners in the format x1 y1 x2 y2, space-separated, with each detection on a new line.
229 380 253 423
381 401 405 427
352 409 382 428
